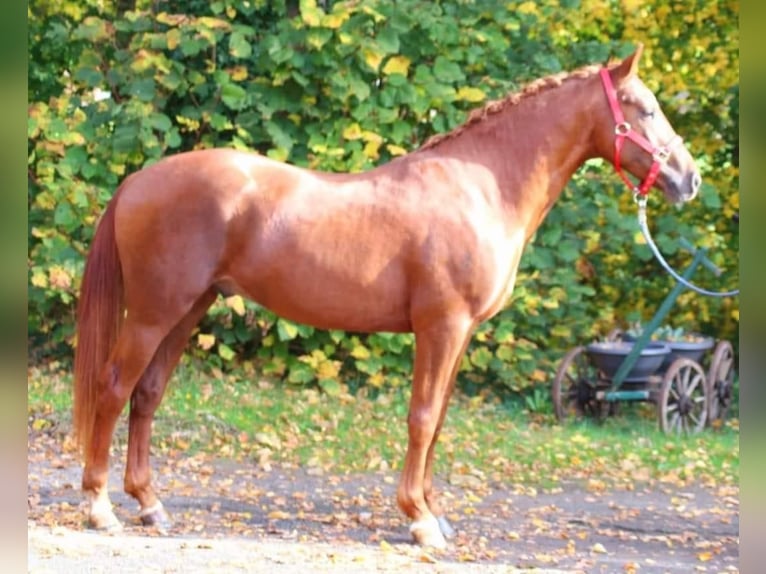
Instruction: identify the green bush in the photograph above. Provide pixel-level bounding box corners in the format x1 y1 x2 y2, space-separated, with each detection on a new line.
28 0 739 396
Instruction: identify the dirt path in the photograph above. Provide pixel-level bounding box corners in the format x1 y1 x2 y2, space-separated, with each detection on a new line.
28 432 739 573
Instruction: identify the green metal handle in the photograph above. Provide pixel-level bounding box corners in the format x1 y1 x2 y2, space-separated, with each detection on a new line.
609 248 708 390
678 237 722 276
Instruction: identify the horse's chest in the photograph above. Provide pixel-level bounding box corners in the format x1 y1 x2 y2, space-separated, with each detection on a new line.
472 229 526 321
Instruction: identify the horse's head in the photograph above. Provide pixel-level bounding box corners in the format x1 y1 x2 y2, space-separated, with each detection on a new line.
596 44 701 204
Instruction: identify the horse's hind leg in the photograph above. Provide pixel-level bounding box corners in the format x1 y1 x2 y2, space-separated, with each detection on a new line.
82 316 172 531
123 289 216 529
397 316 474 548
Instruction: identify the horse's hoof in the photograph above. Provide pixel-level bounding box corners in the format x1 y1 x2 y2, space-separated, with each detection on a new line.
410 515 448 549
140 502 172 531
436 515 456 540
87 512 123 532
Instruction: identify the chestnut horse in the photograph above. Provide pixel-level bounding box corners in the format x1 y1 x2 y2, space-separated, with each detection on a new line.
73 45 700 548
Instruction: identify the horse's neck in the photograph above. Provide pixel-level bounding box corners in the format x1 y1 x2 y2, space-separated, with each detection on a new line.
435 76 598 239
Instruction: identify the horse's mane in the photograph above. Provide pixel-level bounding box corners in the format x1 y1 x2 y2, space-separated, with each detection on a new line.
419 63 602 151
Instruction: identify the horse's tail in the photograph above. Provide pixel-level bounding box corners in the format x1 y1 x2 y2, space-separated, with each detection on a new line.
72 191 124 458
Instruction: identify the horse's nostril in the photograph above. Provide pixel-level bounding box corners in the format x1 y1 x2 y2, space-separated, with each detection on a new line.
692 172 701 192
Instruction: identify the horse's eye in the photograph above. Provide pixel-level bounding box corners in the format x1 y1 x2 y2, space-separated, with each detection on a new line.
641 109 656 120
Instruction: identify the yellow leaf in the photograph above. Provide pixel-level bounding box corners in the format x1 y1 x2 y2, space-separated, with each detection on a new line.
456 86 486 103
379 540 393 551
197 333 216 350
166 29 181 50
531 369 547 382
386 144 407 156
225 295 246 316
382 55 411 76
342 123 363 140
361 130 383 143
31 270 48 288
48 265 72 289
697 551 713 562
267 510 291 520
363 48 384 71
322 11 349 29
364 140 381 160
571 433 588 444
316 359 341 380
591 543 608 554
350 345 370 359
230 66 248 81
518 1 539 14
367 372 386 388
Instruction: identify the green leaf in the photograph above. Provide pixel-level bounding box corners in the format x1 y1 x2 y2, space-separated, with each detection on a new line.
265 121 293 152
355 356 383 375
329 330 345 344
229 31 252 59
559 239 580 262
287 361 315 384
54 202 76 229
128 78 156 102
221 83 248 110
73 67 104 87
470 347 493 370
433 56 464 83
217 343 236 361
146 113 172 132
700 182 722 209
73 17 109 41
376 26 400 54
180 38 204 56
165 127 182 148
318 378 342 396
277 319 299 341
550 325 571 339
112 124 140 153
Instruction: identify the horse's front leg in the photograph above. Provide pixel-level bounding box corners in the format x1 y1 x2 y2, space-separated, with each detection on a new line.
397 317 474 548
422 327 473 541
123 291 215 529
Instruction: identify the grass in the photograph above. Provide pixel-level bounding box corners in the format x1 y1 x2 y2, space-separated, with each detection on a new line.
28 360 739 491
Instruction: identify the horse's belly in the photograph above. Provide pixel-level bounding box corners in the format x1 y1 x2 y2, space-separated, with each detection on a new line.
220 270 413 333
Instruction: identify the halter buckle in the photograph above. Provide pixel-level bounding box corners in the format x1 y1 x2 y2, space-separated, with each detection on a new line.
615 122 631 136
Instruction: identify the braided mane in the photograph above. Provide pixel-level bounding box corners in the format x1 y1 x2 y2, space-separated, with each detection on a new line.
419 63 602 151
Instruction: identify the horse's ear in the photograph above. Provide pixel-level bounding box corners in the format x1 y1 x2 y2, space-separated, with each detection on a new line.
611 43 644 85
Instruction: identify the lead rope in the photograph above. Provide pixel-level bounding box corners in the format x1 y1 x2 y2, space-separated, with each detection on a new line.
636 196 739 297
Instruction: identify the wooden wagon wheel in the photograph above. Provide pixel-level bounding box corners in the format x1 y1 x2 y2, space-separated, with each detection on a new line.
707 340 735 427
552 346 604 422
658 358 708 434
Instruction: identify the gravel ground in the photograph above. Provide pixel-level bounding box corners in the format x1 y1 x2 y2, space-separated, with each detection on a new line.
28 435 739 574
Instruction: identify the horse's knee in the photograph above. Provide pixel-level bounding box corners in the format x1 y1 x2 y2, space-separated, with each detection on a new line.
407 407 439 445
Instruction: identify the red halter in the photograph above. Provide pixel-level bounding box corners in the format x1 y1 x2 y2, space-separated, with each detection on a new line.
599 67 681 197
